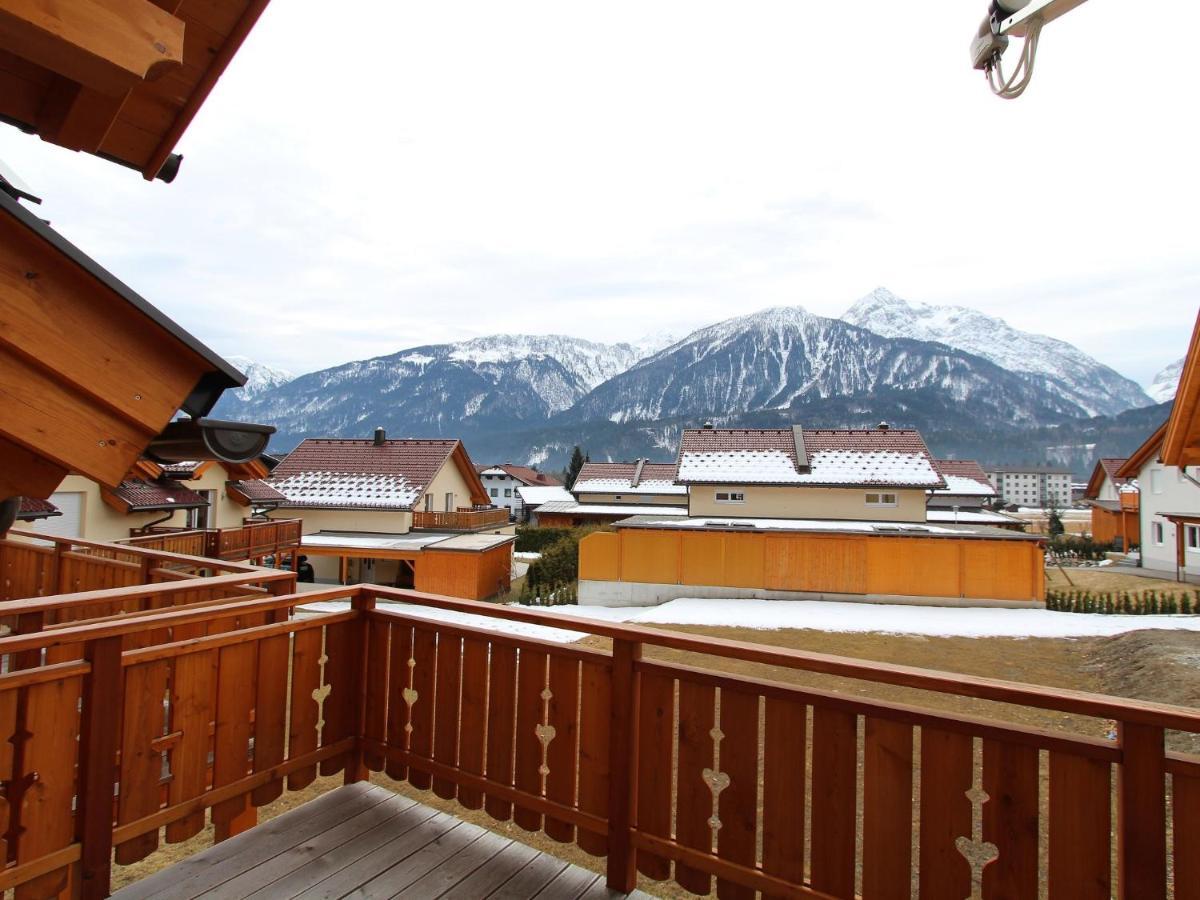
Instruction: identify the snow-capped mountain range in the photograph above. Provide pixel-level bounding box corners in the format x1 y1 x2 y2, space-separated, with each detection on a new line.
1149 358 1184 404
218 289 1158 469
843 288 1149 417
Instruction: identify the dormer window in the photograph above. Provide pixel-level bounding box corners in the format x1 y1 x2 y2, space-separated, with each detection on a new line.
715 491 745 503
866 492 898 507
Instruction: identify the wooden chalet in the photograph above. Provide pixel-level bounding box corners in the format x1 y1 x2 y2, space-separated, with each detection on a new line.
264 431 514 598
1084 457 1139 550
0 0 269 181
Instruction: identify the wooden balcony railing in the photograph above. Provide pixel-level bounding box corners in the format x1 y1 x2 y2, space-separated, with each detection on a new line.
0 583 1195 898
411 507 509 531
0 530 297 652
123 517 303 562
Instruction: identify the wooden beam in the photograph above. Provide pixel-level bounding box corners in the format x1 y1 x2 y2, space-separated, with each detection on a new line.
0 434 66 500
36 77 127 152
0 348 154 488
0 0 183 97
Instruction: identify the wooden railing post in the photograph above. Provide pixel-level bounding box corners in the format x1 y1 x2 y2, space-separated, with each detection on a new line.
606 638 641 892
346 589 375 786
1117 721 1167 899
77 635 123 899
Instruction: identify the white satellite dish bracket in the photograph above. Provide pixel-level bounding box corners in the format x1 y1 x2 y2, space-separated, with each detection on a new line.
971 0 1090 99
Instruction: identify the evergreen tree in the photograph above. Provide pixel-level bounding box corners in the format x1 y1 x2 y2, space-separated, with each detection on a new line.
1046 497 1065 538
565 446 586 488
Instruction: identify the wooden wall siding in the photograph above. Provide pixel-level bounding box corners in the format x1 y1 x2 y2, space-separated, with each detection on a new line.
1091 507 1139 547
0 584 1194 898
415 543 512 600
579 528 1044 602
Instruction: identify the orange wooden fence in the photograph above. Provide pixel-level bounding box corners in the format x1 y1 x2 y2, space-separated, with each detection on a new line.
581 527 1046 602
0 584 1196 898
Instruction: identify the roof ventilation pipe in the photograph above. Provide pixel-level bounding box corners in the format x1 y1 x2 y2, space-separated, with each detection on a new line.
702 421 714 430
374 427 386 446
878 421 890 431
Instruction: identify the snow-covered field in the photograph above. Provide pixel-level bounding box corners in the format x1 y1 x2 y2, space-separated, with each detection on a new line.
298 597 1200 645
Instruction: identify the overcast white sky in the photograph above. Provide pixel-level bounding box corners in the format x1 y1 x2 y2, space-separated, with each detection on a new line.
3 0 1196 385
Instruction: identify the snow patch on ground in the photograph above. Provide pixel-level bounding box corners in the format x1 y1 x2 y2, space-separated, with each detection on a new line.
513 552 542 561
535 598 1200 638
298 597 1200 643
299 599 592 643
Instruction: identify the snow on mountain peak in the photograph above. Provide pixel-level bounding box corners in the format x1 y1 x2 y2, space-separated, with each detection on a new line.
843 289 1152 417
225 355 296 397
1149 358 1184 404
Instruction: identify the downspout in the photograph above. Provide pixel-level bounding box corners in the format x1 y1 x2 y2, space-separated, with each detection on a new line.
132 509 177 535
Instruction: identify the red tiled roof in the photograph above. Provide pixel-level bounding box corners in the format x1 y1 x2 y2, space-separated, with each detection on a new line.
1100 458 1133 487
676 427 943 487
111 478 209 511
228 479 287 503
575 462 679 483
17 497 59 520
932 459 992 488
268 439 463 510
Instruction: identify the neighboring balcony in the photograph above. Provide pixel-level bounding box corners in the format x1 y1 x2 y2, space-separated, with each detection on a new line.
123 517 304 562
411 506 510 532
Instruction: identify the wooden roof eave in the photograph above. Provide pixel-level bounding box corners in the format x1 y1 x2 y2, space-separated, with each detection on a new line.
0 191 248 497
0 0 271 181
1162 312 1200 468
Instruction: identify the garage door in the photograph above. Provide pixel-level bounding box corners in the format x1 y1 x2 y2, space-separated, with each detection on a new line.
30 492 84 539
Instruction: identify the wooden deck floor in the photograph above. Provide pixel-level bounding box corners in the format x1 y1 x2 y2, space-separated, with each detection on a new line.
113 783 653 900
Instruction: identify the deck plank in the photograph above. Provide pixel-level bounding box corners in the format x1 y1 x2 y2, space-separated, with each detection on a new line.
222 795 425 899
392 829 513 898
340 820 489 898
289 812 464 900
115 784 649 900
534 865 600 899
440 839 540 899
115 783 387 900
485 854 569 899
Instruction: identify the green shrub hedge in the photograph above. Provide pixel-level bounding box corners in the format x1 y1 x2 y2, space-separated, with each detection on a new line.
1045 588 1197 615
514 526 573 553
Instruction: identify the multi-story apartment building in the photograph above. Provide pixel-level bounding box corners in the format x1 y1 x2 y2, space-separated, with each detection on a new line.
985 466 1073 508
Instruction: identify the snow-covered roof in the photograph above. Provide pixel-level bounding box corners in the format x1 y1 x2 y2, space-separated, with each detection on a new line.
516 485 575 507
573 461 686 495
929 474 997 498
676 428 944 488
573 478 688 496
272 472 422 510
268 437 484 510
611 514 1038 540
536 501 688 517
925 509 1023 526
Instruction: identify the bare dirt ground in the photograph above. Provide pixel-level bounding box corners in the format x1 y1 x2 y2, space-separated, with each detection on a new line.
112 623 1200 897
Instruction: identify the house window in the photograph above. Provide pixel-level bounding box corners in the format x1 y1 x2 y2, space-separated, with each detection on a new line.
445 492 454 512
490 488 499 498
424 494 433 512
504 489 512 498
714 491 745 503
1153 521 1165 545
1188 525 1200 552
1151 469 1162 495
866 492 898 507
